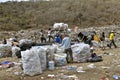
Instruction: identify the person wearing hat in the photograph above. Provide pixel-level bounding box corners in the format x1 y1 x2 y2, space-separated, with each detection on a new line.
108 30 117 48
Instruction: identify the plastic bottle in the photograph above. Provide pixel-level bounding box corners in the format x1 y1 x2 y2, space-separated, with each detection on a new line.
48 60 55 70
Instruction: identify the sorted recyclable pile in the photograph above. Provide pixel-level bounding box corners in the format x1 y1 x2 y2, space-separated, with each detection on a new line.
71 43 91 62
32 46 47 71
54 53 67 66
21 49 42 76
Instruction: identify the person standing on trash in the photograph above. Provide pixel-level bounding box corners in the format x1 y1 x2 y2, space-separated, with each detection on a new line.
100 32 106 50
47 28 54 42
93 32 100 42
3 38 7 44
60 33 73 63
108 30 117 48
40 30 46 43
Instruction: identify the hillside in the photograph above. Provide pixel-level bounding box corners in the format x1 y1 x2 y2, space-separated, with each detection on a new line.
0 0 120 31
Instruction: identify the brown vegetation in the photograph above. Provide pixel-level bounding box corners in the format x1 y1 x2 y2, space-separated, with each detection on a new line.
0 0 120 31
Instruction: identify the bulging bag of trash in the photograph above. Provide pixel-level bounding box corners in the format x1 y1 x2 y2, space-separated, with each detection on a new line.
12 46 20 57
71 43 90 62
87 53 103 62
32 46 47 71
52 44 59 53
46 46 55 61
56 46 65 53
21 49 42 76
54 53 67 66
0 44 12 57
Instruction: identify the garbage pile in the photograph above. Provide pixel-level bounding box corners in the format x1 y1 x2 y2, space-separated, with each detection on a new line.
0 38 94 76
20 42 92 76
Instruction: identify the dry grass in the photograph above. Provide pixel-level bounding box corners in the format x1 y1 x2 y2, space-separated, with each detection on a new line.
0 0 120 31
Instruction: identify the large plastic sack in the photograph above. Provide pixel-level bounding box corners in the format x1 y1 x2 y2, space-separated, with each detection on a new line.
45 45 55 61
32 46 47 71
0 44 12 57
53 23 68 31
52 44 65 53
12 46 20 57
6 39 13 46
71 43 90 54
21 49 42 76
52 44 59 53
54 53 67 66
56 47 65 53
6 38 18 46
71 43 90 62
73 52 88 62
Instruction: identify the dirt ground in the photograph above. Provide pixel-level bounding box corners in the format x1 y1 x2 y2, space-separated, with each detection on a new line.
0 46 120 80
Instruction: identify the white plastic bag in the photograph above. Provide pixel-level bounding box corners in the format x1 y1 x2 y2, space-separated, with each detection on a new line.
12 46 20 57
71 43 90 62
54 53 67 66
32 46 47 71
21 49 42 76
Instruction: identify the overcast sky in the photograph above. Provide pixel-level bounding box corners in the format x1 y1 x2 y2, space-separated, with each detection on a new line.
0 0 29 2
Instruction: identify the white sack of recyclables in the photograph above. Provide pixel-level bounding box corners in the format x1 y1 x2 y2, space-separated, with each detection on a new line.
52 44 65 53
31 46 47 71
21 49 42 76
54 53 67 66
12 46 20 57
53 22 68 30
32 45 57 70
71 43 91 62
71 43 90 54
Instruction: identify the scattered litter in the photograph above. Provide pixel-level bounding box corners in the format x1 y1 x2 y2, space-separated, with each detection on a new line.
109 53 113 56
101 66 110 69
76 67 85 73
61 75 68 79
6 67 13 72
61 66 68 69
87 64 96 68
67 66 77 71
61 75 78 79
14 71 19 76
113 75 119 79
41 77 44 79
47 74 55 78
1 61 14 68
13 62 21 66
